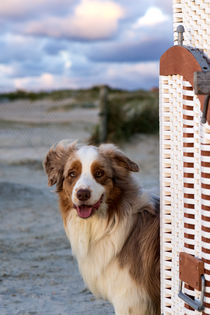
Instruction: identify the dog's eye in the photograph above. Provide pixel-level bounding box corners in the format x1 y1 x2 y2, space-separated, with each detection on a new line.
69 171 77 178
95 169 104 178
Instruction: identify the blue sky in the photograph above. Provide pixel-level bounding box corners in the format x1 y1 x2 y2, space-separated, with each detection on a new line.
0 0 173 92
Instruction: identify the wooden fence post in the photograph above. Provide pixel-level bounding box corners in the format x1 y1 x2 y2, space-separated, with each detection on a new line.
99 85 108 143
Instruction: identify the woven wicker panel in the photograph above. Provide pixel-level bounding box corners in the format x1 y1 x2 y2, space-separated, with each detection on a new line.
201 123 210 315
160 75 210 314
173 0 210 56
182 81 202 315
160 74 185 315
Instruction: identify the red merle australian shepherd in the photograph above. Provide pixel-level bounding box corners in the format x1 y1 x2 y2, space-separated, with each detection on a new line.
44 140 160 315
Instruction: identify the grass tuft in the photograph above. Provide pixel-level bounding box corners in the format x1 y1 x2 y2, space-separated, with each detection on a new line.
89 89 159 144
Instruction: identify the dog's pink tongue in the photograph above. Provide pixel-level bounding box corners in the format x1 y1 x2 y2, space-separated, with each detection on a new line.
76 205 93 219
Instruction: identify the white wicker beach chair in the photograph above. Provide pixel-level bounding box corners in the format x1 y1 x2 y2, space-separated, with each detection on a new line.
160 1 210 314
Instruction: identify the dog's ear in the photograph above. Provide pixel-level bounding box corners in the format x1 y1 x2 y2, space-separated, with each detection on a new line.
43 140 77 189
99 144 139 172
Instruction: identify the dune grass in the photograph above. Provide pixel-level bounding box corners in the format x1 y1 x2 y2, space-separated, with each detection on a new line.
89 88 159 144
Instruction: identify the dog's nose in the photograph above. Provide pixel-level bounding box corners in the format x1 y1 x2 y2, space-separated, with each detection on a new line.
77 189 91 201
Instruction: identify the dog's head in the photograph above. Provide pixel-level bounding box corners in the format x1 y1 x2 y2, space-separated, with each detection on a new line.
44 141 139 219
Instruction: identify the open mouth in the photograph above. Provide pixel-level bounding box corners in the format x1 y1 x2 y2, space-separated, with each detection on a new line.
74 194 104 219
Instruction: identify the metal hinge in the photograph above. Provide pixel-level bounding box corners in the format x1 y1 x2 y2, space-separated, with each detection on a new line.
178 275 205 311
178 252 205 312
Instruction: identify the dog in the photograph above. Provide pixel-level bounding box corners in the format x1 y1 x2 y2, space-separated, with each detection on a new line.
44 140 160 315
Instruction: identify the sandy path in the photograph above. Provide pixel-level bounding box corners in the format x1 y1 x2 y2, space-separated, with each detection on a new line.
0 100 98 124
0 183 114 315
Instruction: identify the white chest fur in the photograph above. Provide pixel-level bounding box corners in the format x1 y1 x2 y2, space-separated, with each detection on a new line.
64 208 135 299
64 205 152 315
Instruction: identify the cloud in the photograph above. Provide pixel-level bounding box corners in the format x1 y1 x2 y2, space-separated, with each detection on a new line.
13 73 79 91
24 0 124 41
13 56 65 78
104 61 159 89
88 36 172 63
0 64 14 76
0 0 75 19
71 61 160 90
8 60 159 92
133 6 169 28
0 35 76 84
43 40 68 55
60 51 72 70
154 0 173 14
0 34 44 64
14 73 55 90
0 0 173 91
0 63 16 91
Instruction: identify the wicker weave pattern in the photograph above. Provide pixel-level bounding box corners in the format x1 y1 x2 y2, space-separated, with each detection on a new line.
160 74 185 314
160 75 208 314
182 81 202 315
173 0 210 56
201 123 210 315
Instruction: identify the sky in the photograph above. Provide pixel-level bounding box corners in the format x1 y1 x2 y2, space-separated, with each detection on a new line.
0 0 173 92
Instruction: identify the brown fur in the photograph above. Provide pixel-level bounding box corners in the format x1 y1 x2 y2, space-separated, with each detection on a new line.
118 202 160 313
98 144 141 221
44 141 77 192
58 190 73 226
60 158 82 225
98 144 160 313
